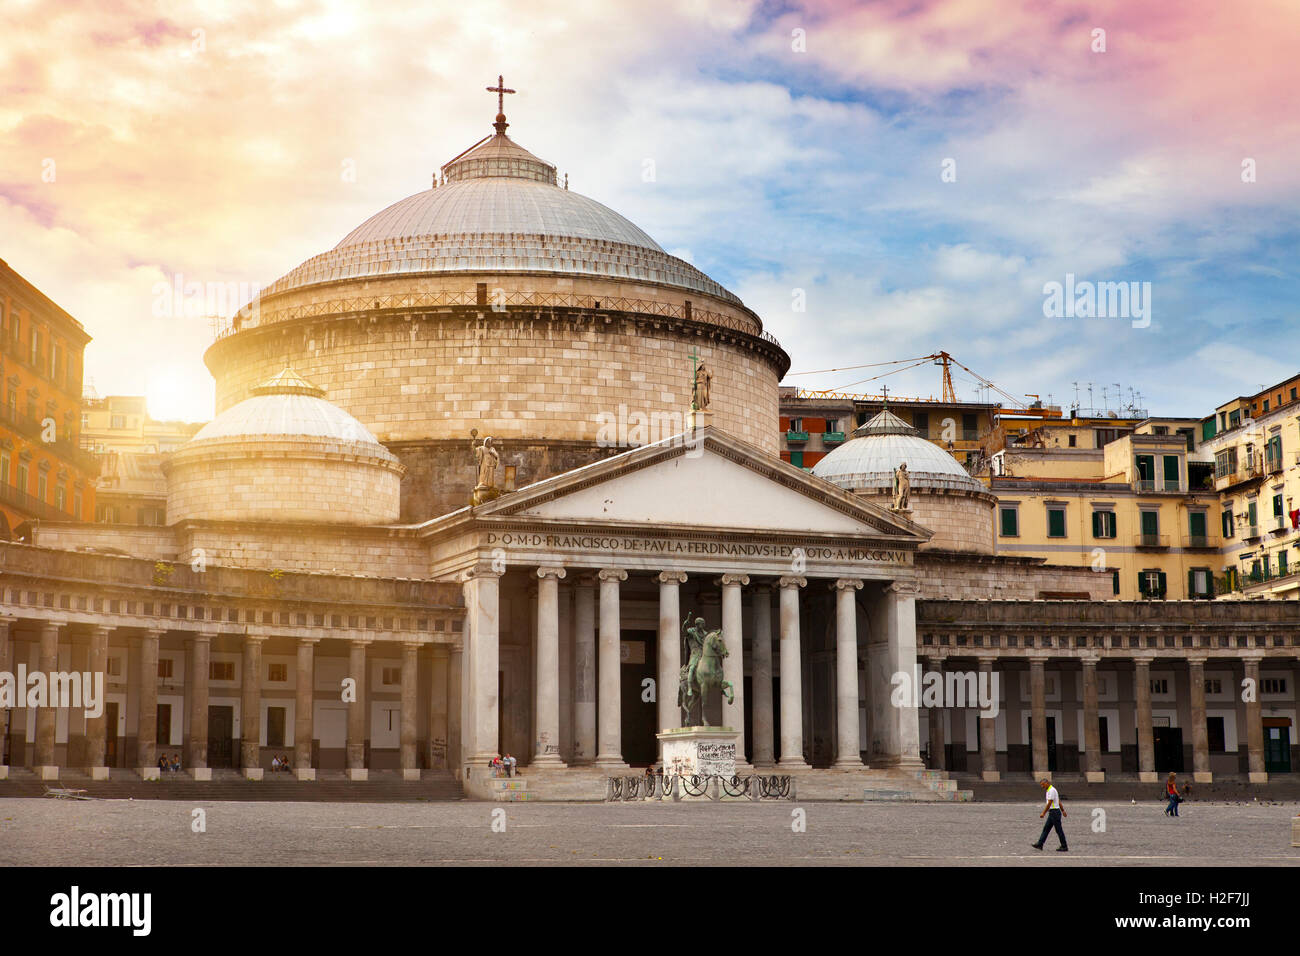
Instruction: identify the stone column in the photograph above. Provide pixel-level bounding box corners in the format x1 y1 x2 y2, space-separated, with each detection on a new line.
831 579 864 769
595 568 629 769
1188 656 1212 784
1029 657 1048 778
347 639 369 780
400 642 420 779
429 646 449 770
719 573 750 770
777 576 808 769
462 566 502 771
557 582 573 763
573 576 596 765
34 622 62 779
240 635 264 779
750 585 775 768
1082 656 1103 782
448 645 463 771
532 566 567 768
0 618 10 778
866 581 924 770
1134 657 1156 783
85 624 111 779
187 632 211 780
295 638 316 780
135 628 162 780
978 658 1000 781
1244 656 1267 783
657 571 687 737
926 655 945 771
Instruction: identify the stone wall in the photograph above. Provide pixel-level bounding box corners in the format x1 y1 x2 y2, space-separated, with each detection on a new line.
393 438 629 522
855 489 995 555
177 522 428 577
33 523 179 560
915 551 1113 601
165 444 402 525
206 309 782 453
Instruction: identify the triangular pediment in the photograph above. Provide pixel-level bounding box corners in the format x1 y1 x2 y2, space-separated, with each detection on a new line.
451 428 927 543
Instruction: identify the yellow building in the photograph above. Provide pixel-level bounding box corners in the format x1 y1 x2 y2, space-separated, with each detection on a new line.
990 420 1221 601
80 394 203 455
1202 373 1300 598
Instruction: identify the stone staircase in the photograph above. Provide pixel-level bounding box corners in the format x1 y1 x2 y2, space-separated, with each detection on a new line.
0 767 463 802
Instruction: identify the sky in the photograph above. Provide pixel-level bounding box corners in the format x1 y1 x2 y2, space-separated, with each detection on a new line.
1 0 1297 423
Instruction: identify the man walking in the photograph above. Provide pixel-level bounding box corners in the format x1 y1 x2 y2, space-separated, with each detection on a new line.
1031 777 1068 852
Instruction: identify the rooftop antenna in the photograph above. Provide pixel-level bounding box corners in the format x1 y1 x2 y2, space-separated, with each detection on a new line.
1101 384 1109 411
1071 381 1081 408
1086 382 1094 411
1113 383 1121 414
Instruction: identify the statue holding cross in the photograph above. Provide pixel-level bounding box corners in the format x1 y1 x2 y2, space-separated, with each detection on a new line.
690 346 712 411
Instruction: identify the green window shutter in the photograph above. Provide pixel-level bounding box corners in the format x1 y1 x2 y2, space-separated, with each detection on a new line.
789 451 803 468
1112 570 1120 595
1202 419 1216 441
1000 508 1018 536
1188 569 1196 598
1163 455 1179 483
1281 551 1289 575
1249 502 1257 524
1091 512 1102 537
1137 572 1148 597
1140 511 1158 535
1048 509 1066 537
1190 511 1207 537
1157 571 1167 597
1221 511 1230 536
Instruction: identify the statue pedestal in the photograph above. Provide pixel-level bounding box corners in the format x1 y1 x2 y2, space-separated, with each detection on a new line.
687 408 714 431
657 726 739 779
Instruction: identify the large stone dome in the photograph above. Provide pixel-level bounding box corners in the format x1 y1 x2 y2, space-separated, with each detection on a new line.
260 132 739 303
164 368 403 526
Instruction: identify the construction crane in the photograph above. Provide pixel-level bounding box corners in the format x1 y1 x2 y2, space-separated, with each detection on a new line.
784 350 1057 417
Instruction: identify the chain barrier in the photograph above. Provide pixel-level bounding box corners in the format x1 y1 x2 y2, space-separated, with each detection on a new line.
606 774 794 802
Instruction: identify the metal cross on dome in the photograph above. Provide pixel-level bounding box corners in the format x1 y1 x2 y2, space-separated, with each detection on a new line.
487 75 515 115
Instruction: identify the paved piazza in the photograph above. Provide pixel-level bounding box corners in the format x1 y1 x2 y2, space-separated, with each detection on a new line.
2 798 1298 866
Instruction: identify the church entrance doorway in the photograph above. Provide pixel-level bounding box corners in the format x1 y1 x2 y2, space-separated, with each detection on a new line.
208 705 234 768
620 629 657 767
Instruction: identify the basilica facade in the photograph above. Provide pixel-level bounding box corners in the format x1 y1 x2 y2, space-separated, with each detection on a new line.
1 93 1295 795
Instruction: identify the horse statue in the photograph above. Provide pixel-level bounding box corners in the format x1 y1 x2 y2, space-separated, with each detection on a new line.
677 618 734 726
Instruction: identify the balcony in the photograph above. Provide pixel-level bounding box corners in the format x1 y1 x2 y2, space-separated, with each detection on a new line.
785 431 809 444
822 431 846 445
1136 533 1169 548
1241 523 1262 540
1181 533 1221 549
0 405 100 474
1135 478 1156 492
0 478 75 522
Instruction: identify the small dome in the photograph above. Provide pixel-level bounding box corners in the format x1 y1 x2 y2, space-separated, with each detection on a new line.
811 408 984 493
188 368 392 451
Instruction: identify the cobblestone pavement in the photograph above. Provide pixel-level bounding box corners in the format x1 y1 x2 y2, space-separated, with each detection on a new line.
1 799 1297 866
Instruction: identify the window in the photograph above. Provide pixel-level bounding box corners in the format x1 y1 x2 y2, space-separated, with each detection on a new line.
1207 717 1226 753
266 707 286 748
1111 569 1120 595
1138 569 1167 599
1150 678 1169 694
1262 678 1288 694
157 658 173 679
106 656 121 678
1248 500 1257 529
267 663 288 682
209 660 235 681
110 414 125 430
1047 506 1066 538
1135 454 1155 487
1067 434 1077 447
73 491 82 521
999 507 1018 536
1092 510 1116 538
1140 510 1159 536
1274 493 1284 518
381 667 400 685
1222 506 1235 538
962 413 978 441
1263 399 1270 412
789 450 803 468
55 485 65 510
0 452 8 486
1279 551 1288 576
1178 428 1195 452
1292 388 1298 401
17 463 27 493
1188 568 1212 599
1229 410 1241 429
1204 678 1222 695
37 474 46 502
1162 455 1180 488
912 412 929 436
1189 511 1207 543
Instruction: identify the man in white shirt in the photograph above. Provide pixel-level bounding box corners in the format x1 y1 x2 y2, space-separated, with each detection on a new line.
1032 777 1068 852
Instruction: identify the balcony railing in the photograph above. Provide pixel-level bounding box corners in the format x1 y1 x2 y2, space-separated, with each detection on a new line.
785 431 809 443
1136 533 1169 548
0 479 75 522
1241 523 1262 540
1181 533 1220 549
822 431 846 445
0 404 99 474
1135 478 1156 492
